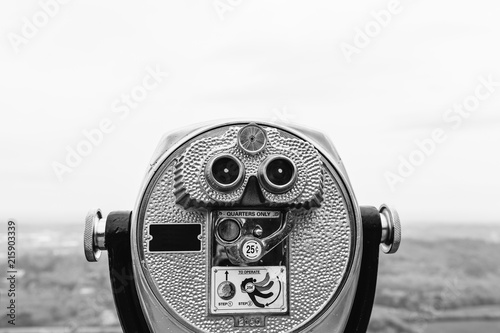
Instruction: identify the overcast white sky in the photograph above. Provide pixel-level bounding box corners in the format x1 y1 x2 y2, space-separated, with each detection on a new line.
0 0 499 226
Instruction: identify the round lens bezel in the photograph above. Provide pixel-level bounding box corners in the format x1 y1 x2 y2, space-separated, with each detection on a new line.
205 154 245 192
258 155 297 194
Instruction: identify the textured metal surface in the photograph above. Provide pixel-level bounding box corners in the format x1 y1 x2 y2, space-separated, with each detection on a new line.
173 126 324 209
141 163 352 332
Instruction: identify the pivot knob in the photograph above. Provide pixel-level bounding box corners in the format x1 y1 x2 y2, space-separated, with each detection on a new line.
379 204 401 254
84 208 107 262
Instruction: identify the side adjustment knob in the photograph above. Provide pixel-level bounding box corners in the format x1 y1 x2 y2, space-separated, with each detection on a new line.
379 204 401 254
84 208 107 262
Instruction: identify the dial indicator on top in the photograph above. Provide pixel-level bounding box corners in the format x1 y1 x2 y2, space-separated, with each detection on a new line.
238 124 267 154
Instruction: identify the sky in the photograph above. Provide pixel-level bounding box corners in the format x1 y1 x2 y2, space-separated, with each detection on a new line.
0 0 499 226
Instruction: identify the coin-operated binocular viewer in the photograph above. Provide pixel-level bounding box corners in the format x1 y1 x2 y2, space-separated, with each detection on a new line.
84 121 401 333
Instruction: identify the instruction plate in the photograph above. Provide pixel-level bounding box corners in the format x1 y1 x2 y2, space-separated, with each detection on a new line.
210 266 287 314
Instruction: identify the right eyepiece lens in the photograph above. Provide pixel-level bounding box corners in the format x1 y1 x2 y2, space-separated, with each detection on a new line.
212 156 241 185
259 156 297 193
266 158 294 186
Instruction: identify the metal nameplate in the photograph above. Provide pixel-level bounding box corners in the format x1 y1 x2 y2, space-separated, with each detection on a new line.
147 224 202 253
217 211 281 219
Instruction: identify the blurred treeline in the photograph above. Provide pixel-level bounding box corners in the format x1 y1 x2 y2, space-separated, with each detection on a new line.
2 237 499 332
1 252 117 327
369 238 500 332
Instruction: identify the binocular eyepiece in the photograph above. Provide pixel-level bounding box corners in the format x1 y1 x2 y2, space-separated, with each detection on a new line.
84 121 401 333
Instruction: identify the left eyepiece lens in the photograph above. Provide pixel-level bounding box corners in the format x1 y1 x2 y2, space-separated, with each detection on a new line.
212 157 240 185
206 154 245 191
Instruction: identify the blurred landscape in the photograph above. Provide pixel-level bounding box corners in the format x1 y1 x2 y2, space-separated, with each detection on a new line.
0 222 499 333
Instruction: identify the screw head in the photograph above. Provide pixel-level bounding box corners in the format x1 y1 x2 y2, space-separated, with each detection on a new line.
253 225 263 237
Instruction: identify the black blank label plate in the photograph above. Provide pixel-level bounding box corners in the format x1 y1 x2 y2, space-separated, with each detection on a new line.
148 224 202 252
